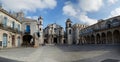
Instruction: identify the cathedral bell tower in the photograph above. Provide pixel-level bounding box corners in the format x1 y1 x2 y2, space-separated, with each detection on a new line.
38 16 44 45
66 18 73 45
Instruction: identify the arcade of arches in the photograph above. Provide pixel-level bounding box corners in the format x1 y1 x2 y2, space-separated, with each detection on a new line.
80 29 120 44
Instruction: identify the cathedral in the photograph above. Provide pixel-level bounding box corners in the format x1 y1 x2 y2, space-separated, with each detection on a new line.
44 23 64 44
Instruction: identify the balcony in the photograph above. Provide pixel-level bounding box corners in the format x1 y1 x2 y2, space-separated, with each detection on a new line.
0 23 22 34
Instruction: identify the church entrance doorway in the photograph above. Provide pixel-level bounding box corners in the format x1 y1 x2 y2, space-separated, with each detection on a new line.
54 38 57 44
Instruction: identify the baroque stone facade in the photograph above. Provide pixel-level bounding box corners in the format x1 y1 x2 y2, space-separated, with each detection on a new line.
44 23 64 44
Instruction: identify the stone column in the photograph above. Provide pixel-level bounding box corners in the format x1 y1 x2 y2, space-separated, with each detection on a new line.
105 35 107 44
112 33 114 44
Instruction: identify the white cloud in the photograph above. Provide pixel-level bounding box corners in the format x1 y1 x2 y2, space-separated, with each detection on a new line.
78 13 97 25
110 7 120 17
79 0 103 12
27 16 38 20
63 3 77 17
107 0 118 4
0 0 57 12
63 2 97 25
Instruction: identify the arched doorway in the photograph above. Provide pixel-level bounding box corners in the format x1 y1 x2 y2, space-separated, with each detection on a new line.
54 37 57 44
63 39 67 44
86 36 90 44
101 33 106 44
91 35 95 44
113 30 120 44
12 35 15 46
22 34 33 47
96 34 100 44
17 37 21 47
107 31 112 44
3 33 7 47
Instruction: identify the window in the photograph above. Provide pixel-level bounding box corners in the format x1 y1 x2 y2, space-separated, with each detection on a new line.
54 28 57 33
3 17 7 27
69 29 71 34
26 25 30 33
106 21 111 28
19 17 22 22
12 21 15 29
18 24 20 31
40 21 42 25
69 24 71 27
37 32 40 37
107 24 111 28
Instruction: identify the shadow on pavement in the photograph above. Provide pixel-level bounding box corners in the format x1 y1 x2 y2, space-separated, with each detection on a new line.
56 44 120 52
0 57 22 62
71 58 120 62
55 45 120 62
101 59 120 62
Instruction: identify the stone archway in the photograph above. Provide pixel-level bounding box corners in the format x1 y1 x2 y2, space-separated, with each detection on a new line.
86 36 90 44
96 34 100 44
107 31 112 44
22 34 33 47
91 35 95 44
113 30 120 44
101 32 106 44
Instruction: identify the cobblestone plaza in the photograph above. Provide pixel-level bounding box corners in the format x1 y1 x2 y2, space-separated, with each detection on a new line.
0 45 120 62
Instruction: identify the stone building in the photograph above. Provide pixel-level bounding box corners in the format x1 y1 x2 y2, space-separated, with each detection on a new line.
21 16 39 47
44 23 64 44
79 16 120 44
0 5 42 48
65 19 87 45
72 23 87 44
0 8 22 48
16 12 44 47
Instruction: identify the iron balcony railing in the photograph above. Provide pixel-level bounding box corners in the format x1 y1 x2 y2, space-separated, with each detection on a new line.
0 23 22 34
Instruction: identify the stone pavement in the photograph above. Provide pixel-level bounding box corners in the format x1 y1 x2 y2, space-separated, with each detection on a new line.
0 45 120 62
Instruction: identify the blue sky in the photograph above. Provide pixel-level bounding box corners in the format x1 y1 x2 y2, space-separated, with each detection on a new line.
1 0 120 28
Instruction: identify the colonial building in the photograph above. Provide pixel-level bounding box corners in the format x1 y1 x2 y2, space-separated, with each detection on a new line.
15 12 44 47
65 19 87 45
79 16 120 45
0 5 42 48
44 23 64 44
21 15 39 47
0 8 22 48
